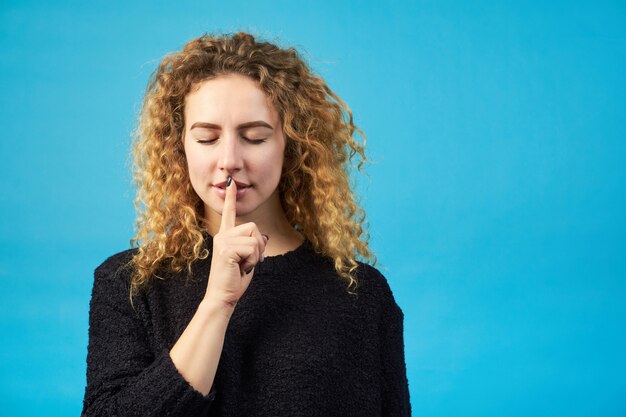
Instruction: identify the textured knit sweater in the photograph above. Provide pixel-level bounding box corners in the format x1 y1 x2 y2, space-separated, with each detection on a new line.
81 236 411 416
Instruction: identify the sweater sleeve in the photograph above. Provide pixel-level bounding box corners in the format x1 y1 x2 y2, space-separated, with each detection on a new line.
81 256 215 416
380 283 412 416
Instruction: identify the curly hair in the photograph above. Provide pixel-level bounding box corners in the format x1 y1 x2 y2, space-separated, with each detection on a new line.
130 31 375 297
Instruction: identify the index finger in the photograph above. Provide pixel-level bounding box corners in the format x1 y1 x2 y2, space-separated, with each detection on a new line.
219 176 237 232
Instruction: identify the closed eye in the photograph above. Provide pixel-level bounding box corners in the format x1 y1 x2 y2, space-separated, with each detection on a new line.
243 137 267 144
195 137 267 145
196 139 218 145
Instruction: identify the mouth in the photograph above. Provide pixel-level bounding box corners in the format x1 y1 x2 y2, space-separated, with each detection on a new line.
213 180 251 189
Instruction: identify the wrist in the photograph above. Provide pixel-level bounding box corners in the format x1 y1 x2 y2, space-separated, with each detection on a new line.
199 297 236 321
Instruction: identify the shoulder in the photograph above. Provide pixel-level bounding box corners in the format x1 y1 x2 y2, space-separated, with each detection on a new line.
355 262 404 317
93 248 138 286
88 248 141 313
355 262 392 294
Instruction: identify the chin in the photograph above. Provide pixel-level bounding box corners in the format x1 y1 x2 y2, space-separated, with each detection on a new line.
205 198 253 217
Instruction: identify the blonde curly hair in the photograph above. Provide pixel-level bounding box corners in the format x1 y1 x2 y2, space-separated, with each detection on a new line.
130 31 374 296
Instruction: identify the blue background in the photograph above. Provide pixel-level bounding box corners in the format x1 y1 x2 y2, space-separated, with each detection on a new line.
1 1 625 415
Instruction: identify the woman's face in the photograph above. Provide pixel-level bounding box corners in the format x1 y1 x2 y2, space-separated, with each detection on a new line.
183 73 286 222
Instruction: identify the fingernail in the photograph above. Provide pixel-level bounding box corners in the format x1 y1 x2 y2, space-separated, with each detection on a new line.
227 176 232 187
245 266 253 274
261 234 269 241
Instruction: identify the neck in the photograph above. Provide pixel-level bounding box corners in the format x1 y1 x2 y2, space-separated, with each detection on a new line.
204 194 304 256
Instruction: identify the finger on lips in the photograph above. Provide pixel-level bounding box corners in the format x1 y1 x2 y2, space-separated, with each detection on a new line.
219 176 237 232
218 176 268 270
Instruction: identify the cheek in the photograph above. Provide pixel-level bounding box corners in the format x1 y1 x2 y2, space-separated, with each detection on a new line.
184 146 208 184
255 147 284 177
186 154 202 176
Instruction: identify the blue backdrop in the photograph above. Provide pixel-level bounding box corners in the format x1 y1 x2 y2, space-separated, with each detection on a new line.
1 1 625 416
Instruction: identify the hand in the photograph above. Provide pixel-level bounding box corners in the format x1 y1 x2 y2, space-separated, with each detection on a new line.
204 177 269 309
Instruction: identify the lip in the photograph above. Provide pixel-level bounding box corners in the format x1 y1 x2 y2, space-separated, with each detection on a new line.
213 179 251 189
212 181 251 200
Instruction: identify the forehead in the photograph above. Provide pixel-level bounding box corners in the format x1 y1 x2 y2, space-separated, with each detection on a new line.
184 74 279 125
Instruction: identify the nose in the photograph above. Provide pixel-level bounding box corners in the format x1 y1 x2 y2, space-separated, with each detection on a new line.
218 132 243 174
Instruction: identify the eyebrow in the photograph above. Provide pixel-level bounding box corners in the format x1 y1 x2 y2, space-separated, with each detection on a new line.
190 121 274 130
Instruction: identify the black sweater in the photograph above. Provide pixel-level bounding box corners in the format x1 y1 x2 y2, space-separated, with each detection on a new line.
81 237 411 416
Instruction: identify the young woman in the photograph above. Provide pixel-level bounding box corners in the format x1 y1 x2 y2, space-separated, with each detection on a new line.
81 32 411 417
